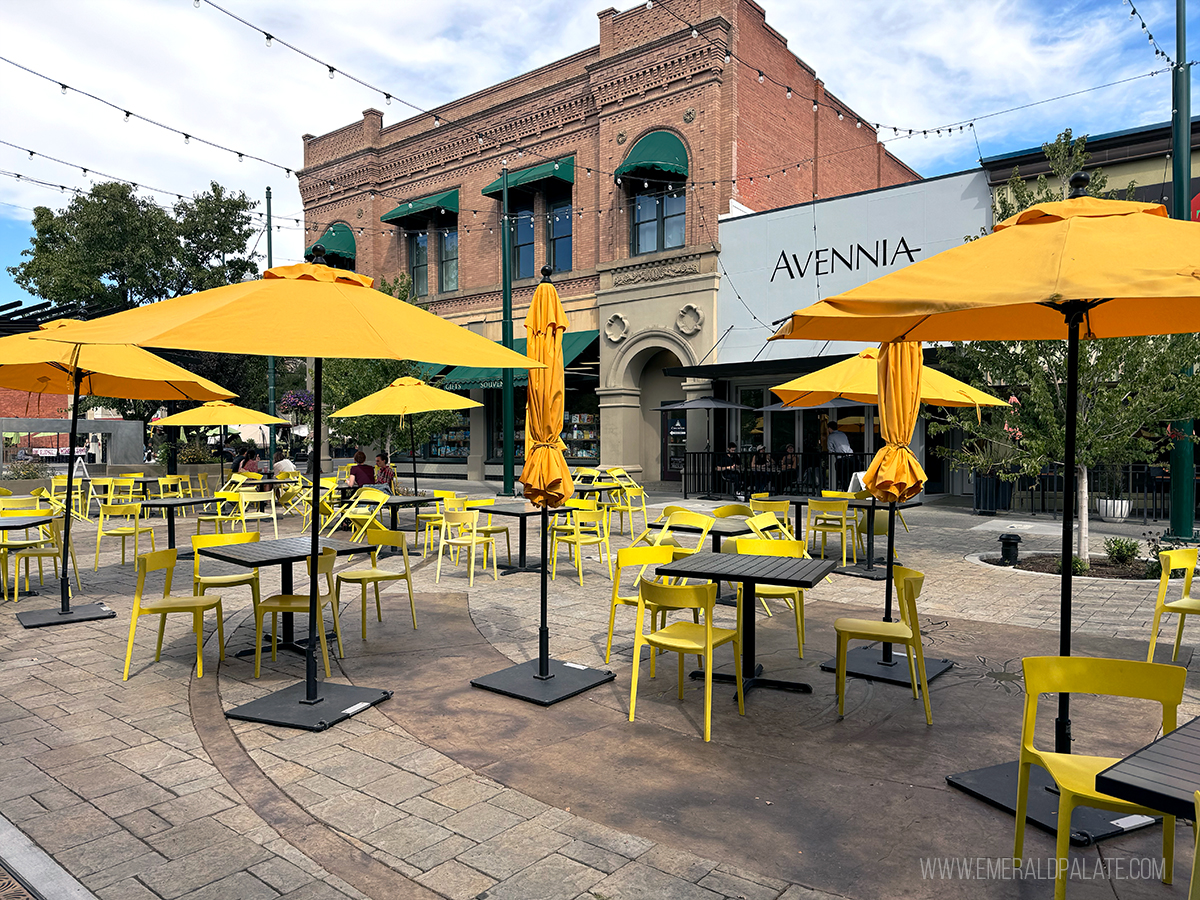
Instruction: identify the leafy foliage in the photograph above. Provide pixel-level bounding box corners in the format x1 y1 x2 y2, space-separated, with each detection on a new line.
1054 555 1091 576
5 458 50 480
1103 537 1140 566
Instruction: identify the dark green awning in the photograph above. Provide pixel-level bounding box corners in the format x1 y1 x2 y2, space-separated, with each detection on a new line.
481 156 575 200
440 330 598 391
614 131 688 181
305 223 356 260
381 189 460 227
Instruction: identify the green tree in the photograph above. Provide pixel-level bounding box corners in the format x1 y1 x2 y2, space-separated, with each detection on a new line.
172 182 258 294
934 130 1196 556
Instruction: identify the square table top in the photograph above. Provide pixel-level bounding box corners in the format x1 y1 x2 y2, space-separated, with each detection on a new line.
197 535 364 567
138 497 211 509
657 552 836 589
1095 715 1200 820
764 494 923 511
0 515 54 531
483 503 573 519
660 516 756 539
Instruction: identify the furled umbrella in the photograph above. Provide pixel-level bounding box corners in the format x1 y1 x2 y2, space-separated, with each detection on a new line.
769 174 1200 833
39 257 541 730
329 376 481 494
154 400 288 487
0 319 234 628
472 268 613 705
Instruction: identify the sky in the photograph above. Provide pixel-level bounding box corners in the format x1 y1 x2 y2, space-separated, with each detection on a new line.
1 0 1194 309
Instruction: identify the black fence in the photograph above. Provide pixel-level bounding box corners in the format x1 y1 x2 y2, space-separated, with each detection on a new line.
683 450 875 499
984 463 1177 524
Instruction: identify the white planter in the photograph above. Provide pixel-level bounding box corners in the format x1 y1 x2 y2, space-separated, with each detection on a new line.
1097 498 1131 523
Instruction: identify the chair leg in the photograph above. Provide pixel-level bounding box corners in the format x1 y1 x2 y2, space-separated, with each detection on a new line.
374 580 383 623
316 611 332 678
605 602 618 664
702 646 713 742
328 599 344 658
1013 761 1031 863
628 637 642 722
794 590 804 658
1052 792 1075 900
122 611 139 680
1148 610 1165 661
836 632 848 717
1173 613 1188 662
216 600 225 660
677 650 685 700
405 576 417 629
155 613 167 661
254 608 265 678
194 610 205 678
913 642 932 726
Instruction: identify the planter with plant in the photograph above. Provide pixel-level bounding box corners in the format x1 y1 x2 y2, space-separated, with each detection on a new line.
1095 463 1131 522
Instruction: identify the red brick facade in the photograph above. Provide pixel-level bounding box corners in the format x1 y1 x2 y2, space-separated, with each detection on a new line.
298 0 918 306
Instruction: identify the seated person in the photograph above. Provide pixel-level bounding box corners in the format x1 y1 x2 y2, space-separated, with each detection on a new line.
273 450 297 476
347 450 375 488
715 442 741 496
374 454 395 488
241 449 260 475
750 444 772 493
779 443 800 489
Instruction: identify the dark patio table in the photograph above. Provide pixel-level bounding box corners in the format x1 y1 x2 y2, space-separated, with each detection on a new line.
485 503 572 573
656 552 836 696
1096 715 1200 820
138 496 210 553
1 515 55 599
198 535 366 655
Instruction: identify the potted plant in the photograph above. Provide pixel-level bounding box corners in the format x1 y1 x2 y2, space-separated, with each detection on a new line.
1096 462 1131 522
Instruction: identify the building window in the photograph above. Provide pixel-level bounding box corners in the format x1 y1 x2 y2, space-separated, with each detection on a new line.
512 203 534 279
408 232 428 298
547 201 572 274
631 190 686 255
439 230 458 293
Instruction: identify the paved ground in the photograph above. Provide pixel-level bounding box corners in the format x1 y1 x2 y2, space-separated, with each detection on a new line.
0 485 1195 900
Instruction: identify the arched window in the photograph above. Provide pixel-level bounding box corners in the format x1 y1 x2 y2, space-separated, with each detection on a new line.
304 223 356 271
615 132 689 256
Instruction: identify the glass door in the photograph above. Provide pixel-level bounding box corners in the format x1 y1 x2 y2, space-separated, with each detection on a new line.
661 409 686 481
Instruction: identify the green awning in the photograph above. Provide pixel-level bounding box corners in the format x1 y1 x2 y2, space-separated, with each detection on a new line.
412 361 446 382
614 131 688 181
440 330 598 391
481 156 575 200
381 189 460 227
304 223 356 260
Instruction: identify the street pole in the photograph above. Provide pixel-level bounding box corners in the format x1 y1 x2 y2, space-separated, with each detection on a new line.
501 164 515 496
1168 0 1194 540
266 186 277 469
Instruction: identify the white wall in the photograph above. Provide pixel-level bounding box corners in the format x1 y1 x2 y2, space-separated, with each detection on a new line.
716 170 993 364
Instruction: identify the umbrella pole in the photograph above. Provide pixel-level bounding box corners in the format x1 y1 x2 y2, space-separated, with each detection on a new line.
536 504 551 680
1055 315 1082 754
220 425 225 486
410 416 419 495
303 359 323 706
881 501 896 665
59 368 83 614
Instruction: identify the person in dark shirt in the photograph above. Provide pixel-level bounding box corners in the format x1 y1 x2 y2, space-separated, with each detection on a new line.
347 450 375 488
716 442 741 498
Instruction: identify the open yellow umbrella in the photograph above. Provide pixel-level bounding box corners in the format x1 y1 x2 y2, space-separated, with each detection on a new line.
0 319 233 628
769 176 1200 781
473 270 612 707
37 259 541 729
155 400 289 486
329 376 481 494
771 347 1008 410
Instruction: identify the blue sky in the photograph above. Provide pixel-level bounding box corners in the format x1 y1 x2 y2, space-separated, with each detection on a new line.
1 0 1195 309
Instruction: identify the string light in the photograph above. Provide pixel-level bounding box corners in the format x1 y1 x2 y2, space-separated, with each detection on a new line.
327 66 335 79
757 71 764 83
264 33 272 47
786 87 792 99
59 83 66 94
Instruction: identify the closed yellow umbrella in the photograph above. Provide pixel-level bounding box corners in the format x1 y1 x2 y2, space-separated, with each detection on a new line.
0 319 234 629
330 376 481 494
864 342 926 504
771 347 1008 410
768 179 1200 765
37 259 544 729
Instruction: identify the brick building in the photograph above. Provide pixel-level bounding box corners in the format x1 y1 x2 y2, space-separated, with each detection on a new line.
299 0 918 481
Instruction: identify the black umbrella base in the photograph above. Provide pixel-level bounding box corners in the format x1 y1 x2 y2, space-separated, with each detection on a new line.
225 681 392 732
17 603 116 629
947 761 1154 846
472 658 614 707
834 557 895 580
819 646 954 687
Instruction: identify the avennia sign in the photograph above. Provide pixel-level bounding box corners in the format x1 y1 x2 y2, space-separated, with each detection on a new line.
770 237 921 282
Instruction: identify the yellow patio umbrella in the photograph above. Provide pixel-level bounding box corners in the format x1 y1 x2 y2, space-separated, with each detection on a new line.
155 400 289 486
769 176 1200 763
864 341 926 504
473 270 612 707
771 347 1008 411
37 259 542 729
0 319 233 628
329 376 481 494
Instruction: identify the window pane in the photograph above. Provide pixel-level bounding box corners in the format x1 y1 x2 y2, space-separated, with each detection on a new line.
516 244 534 280
414 265 427 298
551 236 572 273
409 233 428 297
411 233 427 265
549 203 572 273
634 196 657 223
440 232 458 293
514 208 533 246
637 221 657 254
663 212 684 249
663 193 686 217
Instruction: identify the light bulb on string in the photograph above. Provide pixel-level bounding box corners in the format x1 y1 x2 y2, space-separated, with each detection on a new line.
124 111 131 123
59 83 67 95
385 94 392 105
837 112 843 121
856 119 862 128
183 134 190 144
724 52 730 64
813 103 818 112
328 66 336 79
786 87 792 99
193 0 199 6
264 33 272 46
691 28 698 38
757 71 764 83
238 153 244 161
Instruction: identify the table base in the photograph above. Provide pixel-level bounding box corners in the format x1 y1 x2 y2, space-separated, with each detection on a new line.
947 761 1149 846
17 602 116 629
233 629 341 660
834 558 896 580
689 663 813 696
819 646 954 687
225 680 392 732
472 658 615 706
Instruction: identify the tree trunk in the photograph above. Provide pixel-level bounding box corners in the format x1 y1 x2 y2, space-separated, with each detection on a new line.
1076 464 1089 561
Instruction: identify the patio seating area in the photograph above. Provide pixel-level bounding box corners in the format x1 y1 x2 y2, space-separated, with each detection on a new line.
1 481 1198 899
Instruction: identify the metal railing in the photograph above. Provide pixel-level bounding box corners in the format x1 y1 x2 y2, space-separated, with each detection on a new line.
683 450 874 499
1003 462 1175 524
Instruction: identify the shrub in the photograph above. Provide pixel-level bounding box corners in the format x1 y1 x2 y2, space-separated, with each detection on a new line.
5 458 50 479
1054 555 1090 576
1104 537 1139 566
1143 530 1187 579
179 442 215 464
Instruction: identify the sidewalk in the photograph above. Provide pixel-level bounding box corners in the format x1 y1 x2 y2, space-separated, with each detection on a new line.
0 487 1193 899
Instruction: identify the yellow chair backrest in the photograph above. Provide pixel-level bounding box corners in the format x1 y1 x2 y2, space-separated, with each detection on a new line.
443 497 467 512
613 545 674 604
364 525 412 553
654 510 714 549
652 504 691 523
808 498 849 518
0 487 11 497
443 509 479 531
713 504 753 519
1157 548 1198 602
191 530 260 579
736 537 806 560
891 565 924 630
749 498 791 516
822 489 870 499
639 578 717 614
101 502 142 520
135 547 178 599
745 511 794 540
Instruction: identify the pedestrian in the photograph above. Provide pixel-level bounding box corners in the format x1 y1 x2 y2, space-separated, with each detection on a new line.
827 422 854 490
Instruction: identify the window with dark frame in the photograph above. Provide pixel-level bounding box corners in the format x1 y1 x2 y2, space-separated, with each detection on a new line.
408 232 428 297
631 188 685 255
547 201 572 274
511 203 535 279
439 230 458 293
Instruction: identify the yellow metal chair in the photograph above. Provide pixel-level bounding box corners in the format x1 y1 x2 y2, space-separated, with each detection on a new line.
417 490 459 557
238 487 279 540
300 478 338 532
85 477 114 517
1013 656 1185 900
650 510 715 563
94 502 155 571
11 518 80 604
436 509 496 586
749 497 791 518
608 484 649 536
631 504 692 547
805 498 855 566
713 503 753 519
191 532 262 627
335 526 417 636
745 511 795 541
50 474 84 519
735 538 808 657
0 509 51 600
834 566 931 724
552 508 612 585
550 497 598 554
605 545 676 672
465 498 512 566
254 548 342 678
111 476 137 501
628 579 744 742
196 491 248 535
147 476 185 519
123 548 223 680
1147 547 1200 662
